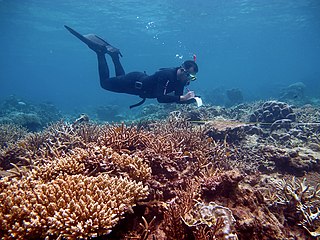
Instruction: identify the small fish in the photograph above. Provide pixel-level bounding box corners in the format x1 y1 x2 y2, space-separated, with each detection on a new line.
183 151 192 157
114 126 123 133
207 137 213 143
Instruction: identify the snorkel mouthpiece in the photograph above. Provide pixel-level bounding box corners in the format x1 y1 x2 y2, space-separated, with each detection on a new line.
188 73 197 81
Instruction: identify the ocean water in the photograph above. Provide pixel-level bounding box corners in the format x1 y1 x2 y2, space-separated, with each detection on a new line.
0 0 320 112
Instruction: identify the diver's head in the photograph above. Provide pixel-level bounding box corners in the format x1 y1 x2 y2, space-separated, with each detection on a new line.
178 60 198 84
182 60 198 74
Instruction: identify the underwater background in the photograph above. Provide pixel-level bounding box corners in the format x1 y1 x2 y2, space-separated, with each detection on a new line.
1 1 320 239
1 0 320 114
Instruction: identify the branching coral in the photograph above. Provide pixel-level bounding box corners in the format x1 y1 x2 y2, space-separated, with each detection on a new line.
0 173 149 239
0 123 28 148
264 176 320 236
104 148 152 181
29 145 151 183
0 122 154 239
97 123 153 152
3 111 315 239
162 179 201 240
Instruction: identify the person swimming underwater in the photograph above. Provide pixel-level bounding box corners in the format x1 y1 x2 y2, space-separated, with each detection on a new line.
65 25 199 108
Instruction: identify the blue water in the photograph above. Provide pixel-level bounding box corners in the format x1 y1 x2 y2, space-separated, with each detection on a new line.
1 0 320 112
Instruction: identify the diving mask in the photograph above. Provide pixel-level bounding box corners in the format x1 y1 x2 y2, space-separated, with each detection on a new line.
186 72 197 81
181 68 197 81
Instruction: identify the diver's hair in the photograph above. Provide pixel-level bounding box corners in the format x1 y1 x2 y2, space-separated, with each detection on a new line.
182 60 198 73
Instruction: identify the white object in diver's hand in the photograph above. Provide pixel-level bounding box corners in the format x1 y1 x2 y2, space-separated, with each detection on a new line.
194 97 203 107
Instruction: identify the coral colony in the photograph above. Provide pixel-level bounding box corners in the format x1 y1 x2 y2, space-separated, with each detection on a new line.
0 99 320 239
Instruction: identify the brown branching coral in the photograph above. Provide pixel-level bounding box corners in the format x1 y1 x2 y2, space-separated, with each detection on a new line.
97 123 153 152
162 179 201 239
105 148 152 182
263 176 320 237
30 150 87 181
0 145 32 171
0 122 154 239
29 145 151 183
0 122 85 174
0 123 28 148
0 173 149 239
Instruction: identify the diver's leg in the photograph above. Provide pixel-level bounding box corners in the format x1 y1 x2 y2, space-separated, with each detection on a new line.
97 52 126 90
110 53 125 76
97 53 110 90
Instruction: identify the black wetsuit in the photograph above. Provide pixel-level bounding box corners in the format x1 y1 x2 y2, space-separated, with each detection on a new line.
97 53 187 104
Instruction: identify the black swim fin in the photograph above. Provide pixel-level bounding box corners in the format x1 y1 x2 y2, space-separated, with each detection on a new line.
64 25 122 56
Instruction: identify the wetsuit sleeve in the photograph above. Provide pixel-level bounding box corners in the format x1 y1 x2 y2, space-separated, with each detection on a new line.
157 94 180 103
157 85 191 103
153 69 192 104
156 83 181 103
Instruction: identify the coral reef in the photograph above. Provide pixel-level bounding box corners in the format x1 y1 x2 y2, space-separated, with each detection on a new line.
0 100 319 239
0 96 62 131
0 123 28 148
279 82 306 104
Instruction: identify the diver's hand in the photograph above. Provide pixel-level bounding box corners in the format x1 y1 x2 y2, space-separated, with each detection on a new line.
180 91 195 101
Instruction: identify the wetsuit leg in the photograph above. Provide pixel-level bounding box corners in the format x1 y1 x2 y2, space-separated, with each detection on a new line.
96 53 146 96
110 53 125 76
97 53 110 89
97 53 126 90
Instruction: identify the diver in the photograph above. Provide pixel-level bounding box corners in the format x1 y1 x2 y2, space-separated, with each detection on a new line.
65 25 199 108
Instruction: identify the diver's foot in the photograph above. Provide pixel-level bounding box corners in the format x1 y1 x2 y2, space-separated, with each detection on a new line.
84 34 123 57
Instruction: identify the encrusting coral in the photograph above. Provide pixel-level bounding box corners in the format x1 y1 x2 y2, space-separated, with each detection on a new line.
182 201 237 239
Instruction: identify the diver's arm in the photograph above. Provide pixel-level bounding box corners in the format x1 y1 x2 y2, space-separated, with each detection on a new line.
157 95 180 103
157 91 195 103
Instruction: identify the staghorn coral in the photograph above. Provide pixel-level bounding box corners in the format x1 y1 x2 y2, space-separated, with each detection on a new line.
103 147 152 182
97 123 153 152
0 145 32 171
0 173 149 239
0 123 28 148
29 145 151 183
0 122 99 176
30 150 87 181
162 179 201 240
263 176 320 237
